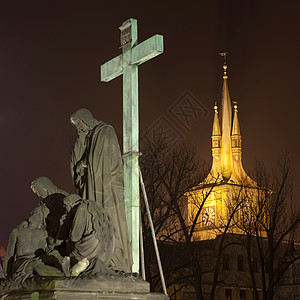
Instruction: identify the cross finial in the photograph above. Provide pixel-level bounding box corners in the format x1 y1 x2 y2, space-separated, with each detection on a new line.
219 51 228 79
214 101 218 112
219 51 228 63
233 101 238 112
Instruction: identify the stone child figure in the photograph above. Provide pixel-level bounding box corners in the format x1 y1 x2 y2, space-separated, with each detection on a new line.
70 109 132 273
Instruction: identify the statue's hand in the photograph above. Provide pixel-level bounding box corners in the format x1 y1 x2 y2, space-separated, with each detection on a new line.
59 214 67 226
45 237 55 253
17 221 28 230
76 159 88 176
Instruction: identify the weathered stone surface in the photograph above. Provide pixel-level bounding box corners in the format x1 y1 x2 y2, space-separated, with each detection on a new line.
24 275 150 293
2 277 168 299
101 19 164 273
70 108 132 273
5 290 168 299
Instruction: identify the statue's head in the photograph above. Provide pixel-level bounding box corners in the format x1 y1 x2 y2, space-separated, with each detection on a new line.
70 108 100 133
28 205 49 228
63 194 82 212
30 177 58 199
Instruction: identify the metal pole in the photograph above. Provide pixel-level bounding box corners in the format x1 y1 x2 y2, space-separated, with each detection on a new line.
139 167 168 296
139 208 146 280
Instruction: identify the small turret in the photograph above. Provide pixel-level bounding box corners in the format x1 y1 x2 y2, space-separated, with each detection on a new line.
212 102 221 148
231 101 241 149
209 103 222 179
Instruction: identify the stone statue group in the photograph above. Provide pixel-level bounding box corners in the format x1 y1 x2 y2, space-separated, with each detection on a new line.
1 109 132 290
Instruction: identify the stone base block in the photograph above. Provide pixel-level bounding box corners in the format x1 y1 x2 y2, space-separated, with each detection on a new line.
1 277 169 300
4 290 168 299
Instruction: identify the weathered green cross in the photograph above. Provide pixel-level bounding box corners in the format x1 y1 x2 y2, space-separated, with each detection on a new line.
101 18 163 272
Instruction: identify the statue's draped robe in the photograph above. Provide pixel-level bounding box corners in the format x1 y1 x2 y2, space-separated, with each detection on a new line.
68 200 114 273
43 193 66 240
71 123 132 273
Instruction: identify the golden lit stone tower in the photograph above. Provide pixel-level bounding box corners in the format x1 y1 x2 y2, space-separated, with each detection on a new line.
188 54 258 240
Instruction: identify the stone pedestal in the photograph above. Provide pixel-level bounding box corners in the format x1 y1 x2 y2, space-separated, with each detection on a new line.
5 290 168 299
1 275 169 300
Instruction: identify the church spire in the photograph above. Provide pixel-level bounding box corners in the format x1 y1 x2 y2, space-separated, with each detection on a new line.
188 53 261 241
219 52 232 181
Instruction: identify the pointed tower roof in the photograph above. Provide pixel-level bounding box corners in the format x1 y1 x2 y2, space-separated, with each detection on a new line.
212 102 221 136
205 102 222 182
220 56 233 181
232 102 241 136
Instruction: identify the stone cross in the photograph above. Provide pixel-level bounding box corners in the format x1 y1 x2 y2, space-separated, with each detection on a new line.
101 18 163 272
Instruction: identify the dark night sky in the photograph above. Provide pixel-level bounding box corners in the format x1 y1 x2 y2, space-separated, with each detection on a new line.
0 1 299 238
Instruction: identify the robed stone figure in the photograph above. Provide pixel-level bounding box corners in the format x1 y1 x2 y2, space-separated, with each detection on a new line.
70 108 132 273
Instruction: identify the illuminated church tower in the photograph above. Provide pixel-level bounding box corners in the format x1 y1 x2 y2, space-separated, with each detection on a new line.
188 54 259 240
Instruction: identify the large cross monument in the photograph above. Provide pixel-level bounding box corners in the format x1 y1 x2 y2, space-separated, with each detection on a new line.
101 19 164 272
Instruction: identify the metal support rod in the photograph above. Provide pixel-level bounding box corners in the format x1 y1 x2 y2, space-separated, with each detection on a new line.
139 208 146 280
139 166 168 296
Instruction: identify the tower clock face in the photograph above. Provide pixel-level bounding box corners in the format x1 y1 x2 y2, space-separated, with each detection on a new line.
202 206 215 226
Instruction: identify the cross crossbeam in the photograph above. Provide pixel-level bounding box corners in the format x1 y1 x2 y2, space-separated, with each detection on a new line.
101 35 163 81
